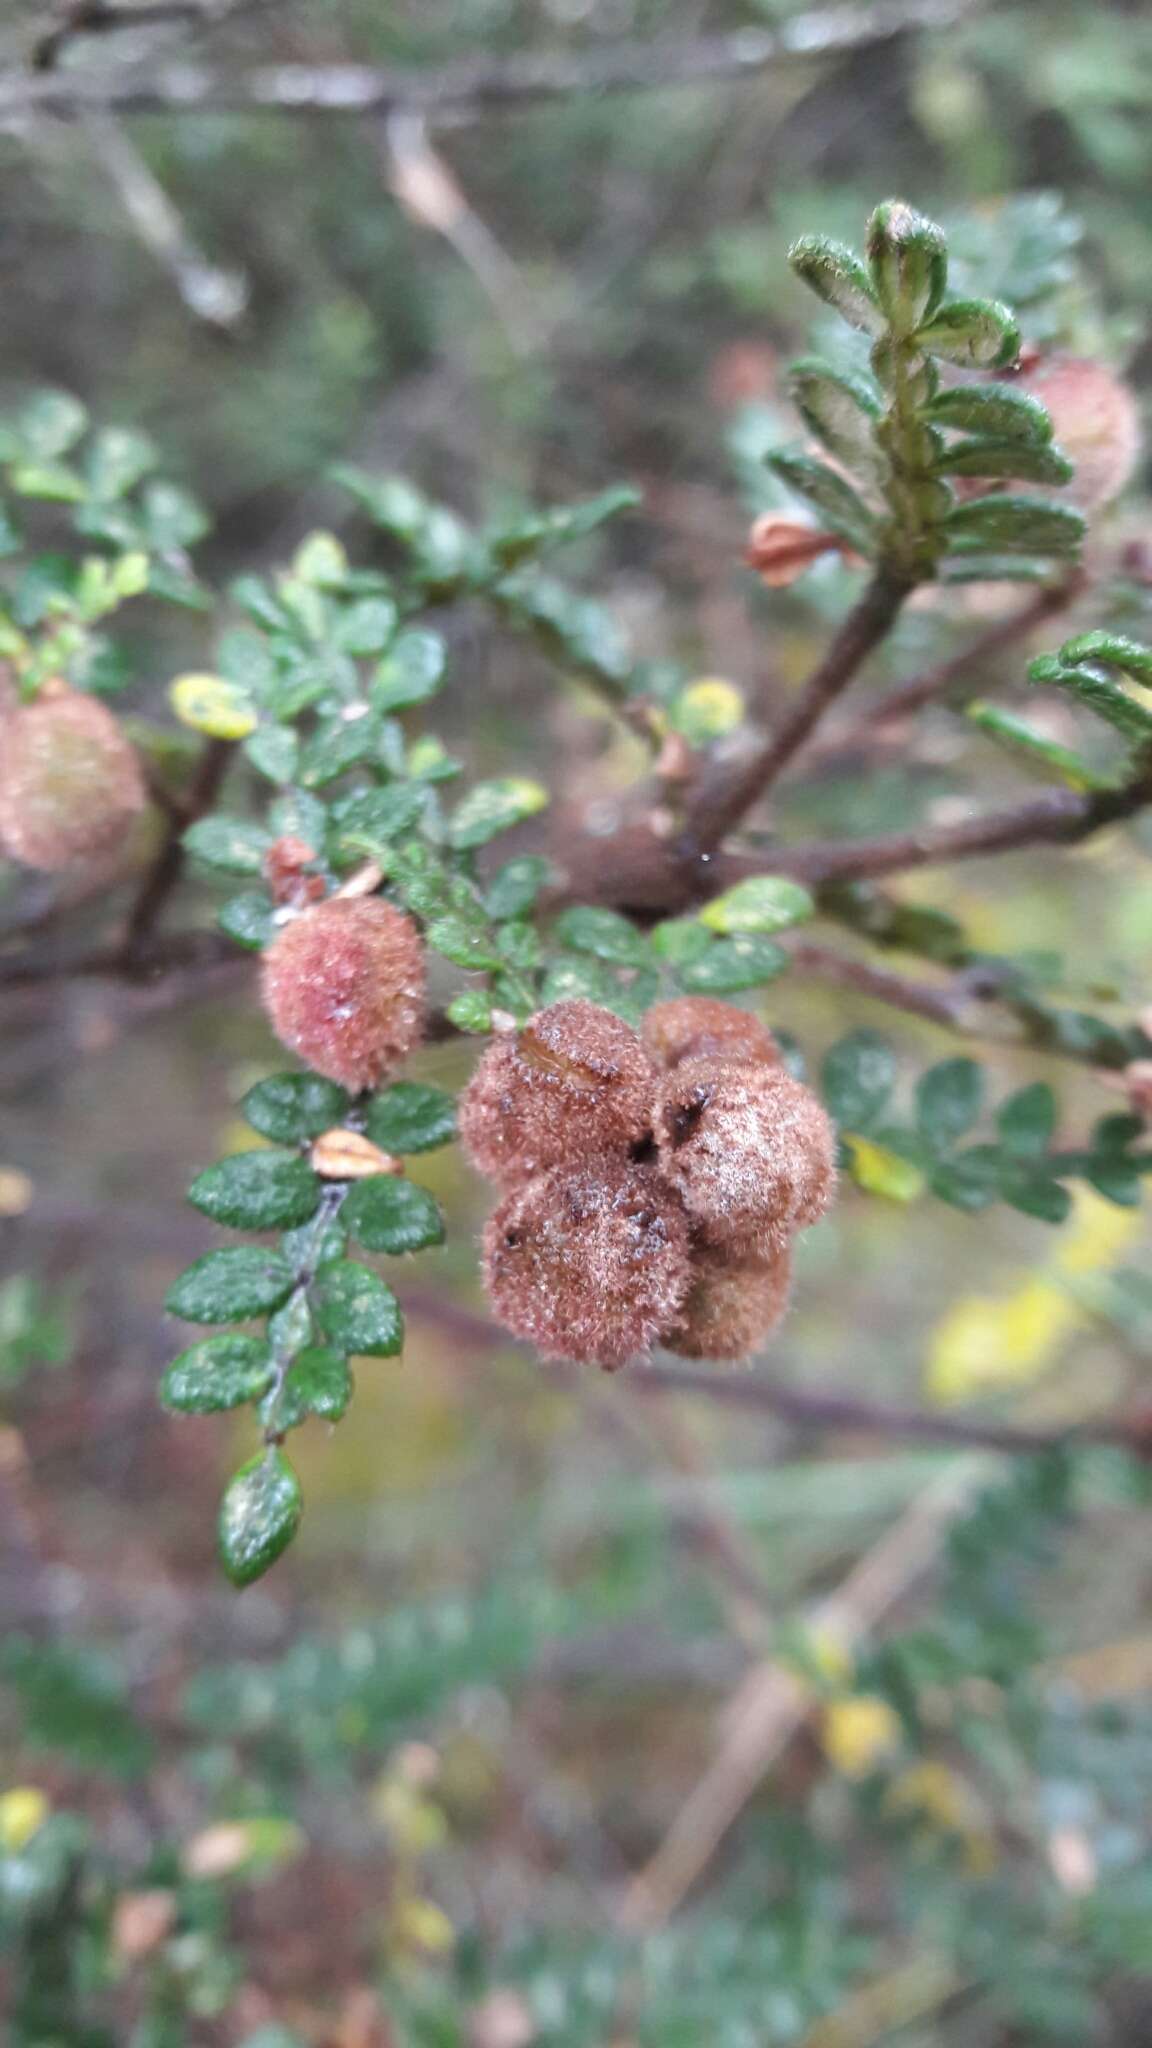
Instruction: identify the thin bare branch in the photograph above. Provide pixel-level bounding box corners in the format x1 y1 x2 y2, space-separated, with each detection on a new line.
83 109 248 327
2 0 975 123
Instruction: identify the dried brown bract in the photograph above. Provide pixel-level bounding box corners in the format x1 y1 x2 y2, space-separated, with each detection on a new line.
643 995 781 1073
1014 354 1142 514
482 1163 692 1371
261 896 425 1093
654 1056 836 1250
0 688 146 872
458 998 656 1186
663 1238 793 1361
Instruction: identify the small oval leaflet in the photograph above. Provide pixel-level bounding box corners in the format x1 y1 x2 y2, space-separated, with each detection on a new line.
343 1177 445 1256
187 1151 321 1232
219 1449 303 1588
166 1247 295 1325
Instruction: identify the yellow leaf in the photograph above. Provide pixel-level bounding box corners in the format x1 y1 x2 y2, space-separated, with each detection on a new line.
1055 1184 1142 1277
886 1761 999 1876
844 1134 925 1203
169 673 257 741
0 1787 50 1853
926 1279 1077 1406
821 1696 902 1779
389 1895 455 1957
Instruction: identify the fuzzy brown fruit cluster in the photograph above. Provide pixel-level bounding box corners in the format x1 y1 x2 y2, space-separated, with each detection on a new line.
260 895 426 1093
0 685 146 873
461 995 835 1371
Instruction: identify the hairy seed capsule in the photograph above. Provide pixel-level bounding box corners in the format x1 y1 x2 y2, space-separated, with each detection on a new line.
643 996 781 1073
0 688 146 872
483 1163 692 1370
261 897 425 1093
663 1238 793 1360
654 1056 836 1249
458 999 657 1186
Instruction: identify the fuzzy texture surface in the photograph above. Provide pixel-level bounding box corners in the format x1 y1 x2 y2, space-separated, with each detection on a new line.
458 998 656 1186
643 996 781 1073
261 897 425 1092
0 689 146 872
483 1163 692 1370
654 1056 836 1250
663 1238 794 1360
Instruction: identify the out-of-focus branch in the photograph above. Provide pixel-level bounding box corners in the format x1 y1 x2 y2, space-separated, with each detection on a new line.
3 0 975 122
120 734 232 963
807 577 1083 770
683 570 915 854
82 109 248 327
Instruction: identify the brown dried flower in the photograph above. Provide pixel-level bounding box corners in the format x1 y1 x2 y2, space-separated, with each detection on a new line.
663 1238 793 1360
654 1056 836 1250
261 896 425 1093
482 1163 692 1370
458 999 656 1186
0 688 146 872
1013 354 1142 514
746 513 845 587
263 833 326 909
643 996 781 1073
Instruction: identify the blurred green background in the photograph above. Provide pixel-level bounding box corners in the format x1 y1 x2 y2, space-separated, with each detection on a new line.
6 2 1152 2042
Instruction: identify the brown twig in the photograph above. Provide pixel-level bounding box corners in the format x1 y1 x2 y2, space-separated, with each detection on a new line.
631 1364 1138 1456
4 0 975 121
808 578 1083 765
684 570 915 855
119 735 232 964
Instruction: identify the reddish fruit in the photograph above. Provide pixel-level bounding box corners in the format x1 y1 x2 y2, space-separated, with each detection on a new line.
0 688 145 872
663 1238 793 1360
458 999 656 1187
261 896 425 1093
642 996 781 1073
654 1056 836 1249
483 1163 692 1370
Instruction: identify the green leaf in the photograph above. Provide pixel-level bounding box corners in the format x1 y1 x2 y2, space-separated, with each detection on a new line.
866 201 947 331
915 297 1020 368
449 778 549 850
242 1073 350 1144
1058 631 1152 687
333 595 398 656
161 1334 275 1414
698 876 815 936
166 1248 295 1324
327 784 427 863
218 891 276 951
650 917 713 966
219 1450 302 1587
767 450 877 553
15 389 88 459
552 905 650 966
997 1083 1058 1158
967 704 1107 791
945 496 1085 557
446 990 496 1033
188 1150 321 1232
244 722 300 785
263 1346 351 1430
281 1210 348 1273
925 384 1054 444
484 855 553 922
366 1083 457 1155
678 935 788 994
821 1031 896 1132
915 1059 984 1151
84 425 158 498
488 484 641 566
140 480 209 549
312 1260 404 1356
426 914 503 972
787 235 884 335
539 957 617 1006
183 815 274 877
789 359 880 470
9 461 85 502
999 1169 1072 1224
1028 654 1152 746
1084 1157 1143 1208
940 553 1063 586
343 1177 445 1255
935 439 1074 487
372 630 446 712
930 1145 1002 1212
299 711 383 788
